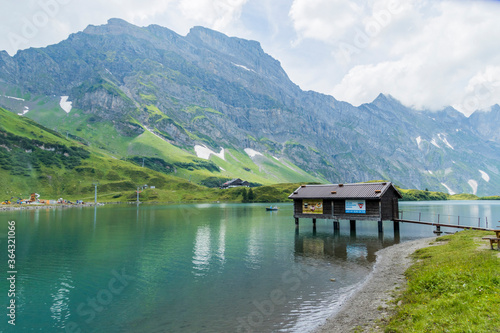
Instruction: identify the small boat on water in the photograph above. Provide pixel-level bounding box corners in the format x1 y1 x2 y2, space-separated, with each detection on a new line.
266 206 279 211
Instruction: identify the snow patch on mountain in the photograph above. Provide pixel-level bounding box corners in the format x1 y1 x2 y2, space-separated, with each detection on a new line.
195 145 225 160
479 170 490 182
438 134 454 150
60 96 72 113
468 179 478 195
4 95 25 101
245 148 263 158
430 139 440 148
232 63 255 73
17 106 29 116
441 183 456 195
416 136 422 148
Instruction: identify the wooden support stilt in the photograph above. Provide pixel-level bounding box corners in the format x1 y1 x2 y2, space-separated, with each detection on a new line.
350 220 356 232
434 225 442 234
393 220 400 232
333 221 340 231
295 217 299 225
378 220 383 233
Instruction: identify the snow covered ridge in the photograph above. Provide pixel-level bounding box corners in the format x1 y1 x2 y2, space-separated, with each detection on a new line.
244 148 263 158
194 145 225 160
60 96 72 113
479 170 490 182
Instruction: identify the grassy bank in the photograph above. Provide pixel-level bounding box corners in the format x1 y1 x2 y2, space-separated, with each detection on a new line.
385 230 500 332
55 182 303 204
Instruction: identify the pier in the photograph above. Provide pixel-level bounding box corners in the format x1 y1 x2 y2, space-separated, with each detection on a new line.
395 211 496 234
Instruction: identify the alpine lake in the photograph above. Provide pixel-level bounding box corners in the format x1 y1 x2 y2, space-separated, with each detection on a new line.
1 200 500 332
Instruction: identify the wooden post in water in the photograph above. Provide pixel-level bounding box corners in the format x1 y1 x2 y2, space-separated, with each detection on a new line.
378 220 383 233
333 220 340 231
295 218 299 226
350 220 356 232
434 225 442 234
393 220 400 232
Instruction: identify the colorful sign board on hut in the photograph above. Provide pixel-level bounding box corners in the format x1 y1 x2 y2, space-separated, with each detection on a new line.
302 199 323 214
345 200 366 214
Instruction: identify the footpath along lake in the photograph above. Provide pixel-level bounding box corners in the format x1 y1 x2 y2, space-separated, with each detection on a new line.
1 201 499 332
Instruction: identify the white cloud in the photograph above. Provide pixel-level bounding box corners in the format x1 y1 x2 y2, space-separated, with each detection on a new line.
179 0 248 31
289 0 500 114
289 0 365 43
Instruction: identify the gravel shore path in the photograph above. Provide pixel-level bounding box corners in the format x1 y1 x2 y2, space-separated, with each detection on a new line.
313 237 436 333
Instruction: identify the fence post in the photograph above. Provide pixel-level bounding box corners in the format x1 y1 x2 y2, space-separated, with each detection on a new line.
438 214 440 224
458 216 460 226
419 212 421 221
478 218 481 228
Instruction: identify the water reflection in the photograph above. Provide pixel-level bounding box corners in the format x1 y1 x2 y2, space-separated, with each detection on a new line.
217 221 226 266
192 225 211 276
245 226 262 269
49 271 74 328
294 230 400 264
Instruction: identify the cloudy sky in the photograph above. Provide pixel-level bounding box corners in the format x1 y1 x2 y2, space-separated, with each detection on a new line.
1 0 499 116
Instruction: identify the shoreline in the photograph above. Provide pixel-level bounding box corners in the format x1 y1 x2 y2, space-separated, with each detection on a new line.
0 203 96 211
313 237 436 333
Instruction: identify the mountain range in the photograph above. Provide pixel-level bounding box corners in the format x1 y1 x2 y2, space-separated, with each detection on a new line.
1 18 499 196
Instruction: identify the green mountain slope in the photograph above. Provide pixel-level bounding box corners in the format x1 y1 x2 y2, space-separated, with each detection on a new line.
0 107 209 201
0 106 320 202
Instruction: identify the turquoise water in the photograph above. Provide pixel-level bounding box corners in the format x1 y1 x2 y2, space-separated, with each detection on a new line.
1 201 499 332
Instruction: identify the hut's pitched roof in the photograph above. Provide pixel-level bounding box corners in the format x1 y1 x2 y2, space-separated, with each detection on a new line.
288 182 402 199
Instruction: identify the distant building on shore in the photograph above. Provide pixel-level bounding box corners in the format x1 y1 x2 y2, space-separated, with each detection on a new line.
220 178 250 189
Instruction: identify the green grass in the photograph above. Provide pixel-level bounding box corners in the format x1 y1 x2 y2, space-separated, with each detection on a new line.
385 230 500 333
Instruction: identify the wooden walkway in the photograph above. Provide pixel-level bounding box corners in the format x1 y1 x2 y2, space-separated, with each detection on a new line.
394 218 494 232
395 211 498 233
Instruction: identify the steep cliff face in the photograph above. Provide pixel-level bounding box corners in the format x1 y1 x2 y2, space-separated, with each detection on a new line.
0 19 499 195
469 105 500 143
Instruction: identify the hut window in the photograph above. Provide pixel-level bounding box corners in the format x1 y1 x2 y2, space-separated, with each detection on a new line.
339 184 344 187
331 191 337 194
375 190 381 193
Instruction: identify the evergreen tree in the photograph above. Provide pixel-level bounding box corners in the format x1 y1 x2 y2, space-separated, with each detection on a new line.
241 188 248 202
248 188 254 202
